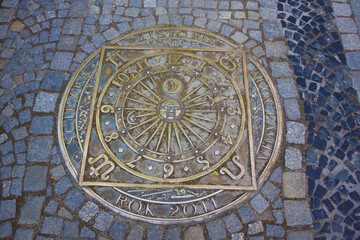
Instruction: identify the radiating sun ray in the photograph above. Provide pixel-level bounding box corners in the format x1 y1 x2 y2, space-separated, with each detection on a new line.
132 89 159 104
129 116 158 130
172 123 183 153
124 107 156 111
156 123 167 152
183 116 211 132
144 121 164 147
186 109 217 113
176 122 195 148
185 113 216 123
187 76 196 86
134 118 161 140
181 83 204 101
181 120 205 142
136 112 157 118
186 101 209 108
184 91 210 105
127 97 156 107
140 81 161 100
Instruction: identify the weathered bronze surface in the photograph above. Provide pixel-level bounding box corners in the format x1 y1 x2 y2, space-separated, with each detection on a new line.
58 27 282 224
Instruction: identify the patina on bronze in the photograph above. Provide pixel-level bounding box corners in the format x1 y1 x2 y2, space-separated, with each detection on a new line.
58 27 282 224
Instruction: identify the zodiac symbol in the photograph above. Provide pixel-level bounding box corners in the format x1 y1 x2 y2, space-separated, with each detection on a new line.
127 111 138 125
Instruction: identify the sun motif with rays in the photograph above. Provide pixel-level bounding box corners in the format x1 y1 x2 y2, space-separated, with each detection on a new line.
97 51 245 181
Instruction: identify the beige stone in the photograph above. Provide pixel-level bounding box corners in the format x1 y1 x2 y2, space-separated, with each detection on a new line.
283 172 306 198
10 20 25 32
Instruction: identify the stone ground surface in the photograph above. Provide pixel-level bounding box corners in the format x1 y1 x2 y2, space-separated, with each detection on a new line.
0 0 359 239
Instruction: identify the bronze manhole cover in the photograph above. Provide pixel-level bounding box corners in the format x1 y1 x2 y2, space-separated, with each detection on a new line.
58 27 282 224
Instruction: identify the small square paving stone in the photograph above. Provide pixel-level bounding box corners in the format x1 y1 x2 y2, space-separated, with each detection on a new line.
50 52 73 71
223 213 242 233
0 221 12 238
58 207 73 219
206 219 227 240
109 220 128 239
283 99 301 120
30 116 53 134
41 217 63 235
50 165 65 180
342 34 360 50
93 211 114 231
284 201 312 226
264 41 286 58
247 221 264 235
270 62 292 78
127 224 145 240
58 36 78 51
147 228 164 240
231 31 248 44
184 226 205 240
285 147 302 169
270 166 282 183
79 201 99 222
266 225 284 238
0 9 14 23
44 200 59 214
283 172 306 198
14 228 34 240
260 181 280 201
336 18 357 33
0 199 16 221
69 0 88 17
237 204 255 223
64 220 79 237
165 227 181 240
272 209 283 224
28 136 53 162
18 196 45 224
63 188 84 211
286 121 305 144
80 226 95 238
55 177 73 195
333 3 352 16
346 51 360 70
23 165 48 191
287 231 313 240
63 19 83 35
263 22 282 37
251 194 269 213
33 91 58 112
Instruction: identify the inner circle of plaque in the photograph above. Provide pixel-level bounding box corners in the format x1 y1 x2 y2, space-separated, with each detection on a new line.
58 27 283 224
96 51 246 182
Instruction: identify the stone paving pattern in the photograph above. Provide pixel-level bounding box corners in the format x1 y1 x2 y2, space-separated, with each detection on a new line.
0 0 358 239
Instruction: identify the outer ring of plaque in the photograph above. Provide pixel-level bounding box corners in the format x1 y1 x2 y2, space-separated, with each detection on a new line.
57 26 283 224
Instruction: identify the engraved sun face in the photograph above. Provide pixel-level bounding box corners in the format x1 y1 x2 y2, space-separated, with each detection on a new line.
158 98 185 122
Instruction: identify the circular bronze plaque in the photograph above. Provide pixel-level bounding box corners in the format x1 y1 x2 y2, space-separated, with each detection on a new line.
58 27 282 224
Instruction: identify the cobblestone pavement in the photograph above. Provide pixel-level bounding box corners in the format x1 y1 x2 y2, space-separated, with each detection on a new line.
0 0 359 239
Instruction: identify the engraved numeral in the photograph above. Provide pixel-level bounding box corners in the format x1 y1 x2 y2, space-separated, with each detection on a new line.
126 156 141 168
220 155 245 180
220 57 237 71
163 163 174 178
168 54 182 65
105 132 119 142
196 156 210 171
136 58 151 71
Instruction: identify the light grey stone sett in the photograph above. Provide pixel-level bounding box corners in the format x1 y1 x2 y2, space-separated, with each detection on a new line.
247 221 264 235
335 18 357 33
333 3 352 16
285 147 302 169
284 201 312 226
270 62 292 77
283 172 306 198
286 121 305 144
231 31 248 44
284 99 301 120
264 41 286 58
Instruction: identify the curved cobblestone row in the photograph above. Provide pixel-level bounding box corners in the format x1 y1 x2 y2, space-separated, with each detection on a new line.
276 0 360 239
0 0 359 239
